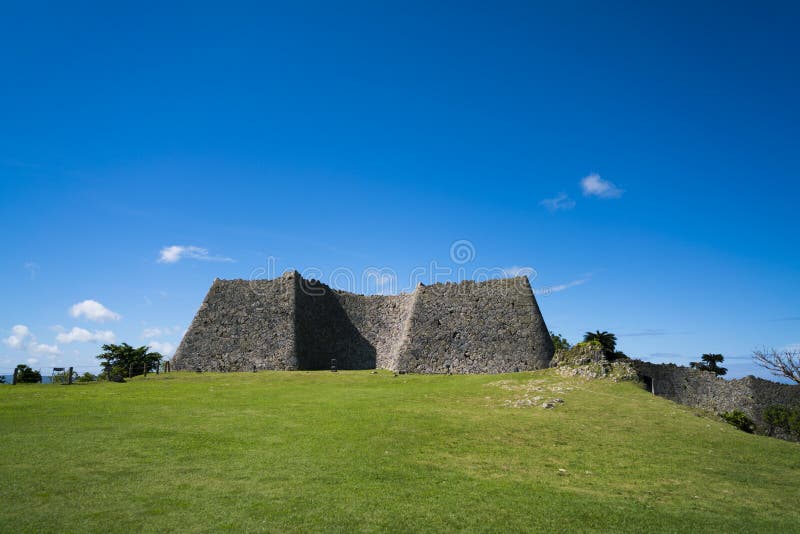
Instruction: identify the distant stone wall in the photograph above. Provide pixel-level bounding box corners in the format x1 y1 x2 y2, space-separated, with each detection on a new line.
632 361 800 431
173 272 553 373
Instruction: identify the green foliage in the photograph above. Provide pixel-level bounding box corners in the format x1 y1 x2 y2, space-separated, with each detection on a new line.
96 343 162 378
690 354 728 376
764 405 800 437
583 331 617 353
14 364 41 384
0 375 5 384
582 331 628 361
76 372 97 383
550 331 572 352
721 410 755 433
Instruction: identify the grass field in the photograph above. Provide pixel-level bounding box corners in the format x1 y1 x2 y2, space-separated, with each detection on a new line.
1 370 798 532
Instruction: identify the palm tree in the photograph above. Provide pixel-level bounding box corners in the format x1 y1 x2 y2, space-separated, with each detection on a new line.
690 354 727 376
583 330 617 354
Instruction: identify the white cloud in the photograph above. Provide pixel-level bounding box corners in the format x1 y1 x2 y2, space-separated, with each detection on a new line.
147 341 175 356
158 245 234 264
142 327 163 338
580 173 624 198
56 327 116 344
24 261 39 280
28 342 60 355
69 300 121 322
4 324 61 356
539 193 576 212
141 326 181 339
534 277 589 296
503 266 536 278
27 357 39 365
4 324 31 348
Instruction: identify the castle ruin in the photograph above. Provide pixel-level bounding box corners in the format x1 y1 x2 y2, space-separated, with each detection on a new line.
173 272 554 373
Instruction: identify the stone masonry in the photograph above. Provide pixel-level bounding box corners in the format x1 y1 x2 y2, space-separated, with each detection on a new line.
172 271 554 373
633 360 800 433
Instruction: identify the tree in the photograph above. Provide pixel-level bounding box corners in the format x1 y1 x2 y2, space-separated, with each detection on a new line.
584 331 617 353
96 343 163 378
582 331 628 361
753 348 800 385
15 364 42 383
550 331 571 352
690 354 727 376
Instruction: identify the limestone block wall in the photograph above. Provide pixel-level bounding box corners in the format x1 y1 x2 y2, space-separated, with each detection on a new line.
173 276 297 371
294 278 378 370
173 272 554 374
633 361 800 431
334 290 417 370
395 277 553 373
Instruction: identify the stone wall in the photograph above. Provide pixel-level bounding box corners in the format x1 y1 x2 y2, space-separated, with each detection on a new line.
173 272 553 373
632 360 800 431
396 277 553 373
335 290 417 370
173 276 297 371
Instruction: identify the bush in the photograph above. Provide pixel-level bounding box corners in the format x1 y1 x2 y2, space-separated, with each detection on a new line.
721 410 755 433
76 372 97 383
14 364 41 384
550 332 571 352
764 405 800 438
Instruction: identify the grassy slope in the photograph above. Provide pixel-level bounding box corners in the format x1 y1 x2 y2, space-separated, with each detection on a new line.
0 370 798 533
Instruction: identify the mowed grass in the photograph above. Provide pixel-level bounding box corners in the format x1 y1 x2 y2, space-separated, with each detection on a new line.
1 370 798 532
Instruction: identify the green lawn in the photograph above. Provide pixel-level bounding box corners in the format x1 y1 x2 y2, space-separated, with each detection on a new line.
1 370 798 532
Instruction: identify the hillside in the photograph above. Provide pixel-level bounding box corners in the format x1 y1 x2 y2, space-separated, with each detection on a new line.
1 370 798 532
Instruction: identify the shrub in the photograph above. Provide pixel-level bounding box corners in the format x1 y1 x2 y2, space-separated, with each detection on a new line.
721 410 755 433
14 364 42 384
550 332 571 352
764 405 800 438
76 372 97 383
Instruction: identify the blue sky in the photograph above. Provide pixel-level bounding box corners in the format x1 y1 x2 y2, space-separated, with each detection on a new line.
1 1 798 379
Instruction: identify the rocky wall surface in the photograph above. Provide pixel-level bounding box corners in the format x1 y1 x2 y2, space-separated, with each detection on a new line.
294 278 378 370
395 277 553 373
632 361 800 430
172 275 297 371
173 272 554 374
335 290 417 370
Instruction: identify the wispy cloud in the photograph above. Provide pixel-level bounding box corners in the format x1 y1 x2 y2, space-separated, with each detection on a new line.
69 300 121 322
503 266 536 278
158 245 234 264
534 277 589 295
580 173 624 198
539 193 576 212
619 329 667 337
646 353 682 362
56 327 116 344
147 340 176 356
24 261 39 280
141 326 181 339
